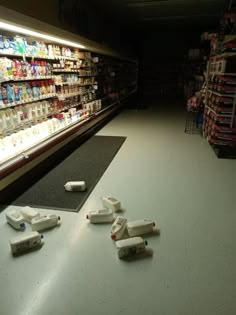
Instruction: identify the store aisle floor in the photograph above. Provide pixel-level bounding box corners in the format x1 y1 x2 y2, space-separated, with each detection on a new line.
1 101 236 315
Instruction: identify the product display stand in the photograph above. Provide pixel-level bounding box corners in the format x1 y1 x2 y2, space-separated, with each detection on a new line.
203 37 236 158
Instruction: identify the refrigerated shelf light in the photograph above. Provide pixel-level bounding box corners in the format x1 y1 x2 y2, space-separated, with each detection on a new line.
0 21 85 49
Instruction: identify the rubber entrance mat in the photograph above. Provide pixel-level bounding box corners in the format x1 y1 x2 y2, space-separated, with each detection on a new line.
12 136 126 212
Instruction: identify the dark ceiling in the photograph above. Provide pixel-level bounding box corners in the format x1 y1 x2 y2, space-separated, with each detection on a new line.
90 0 230 31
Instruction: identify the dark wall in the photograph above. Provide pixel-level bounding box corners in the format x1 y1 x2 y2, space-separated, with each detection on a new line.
0 0 124 51
133 31 201 98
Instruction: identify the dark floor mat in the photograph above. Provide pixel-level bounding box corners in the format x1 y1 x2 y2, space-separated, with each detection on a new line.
12 136 126 212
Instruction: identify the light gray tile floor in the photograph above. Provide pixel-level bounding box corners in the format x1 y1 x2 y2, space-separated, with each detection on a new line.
0 104 236 315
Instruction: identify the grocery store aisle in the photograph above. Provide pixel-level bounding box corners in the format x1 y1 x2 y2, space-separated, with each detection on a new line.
1 100 236 315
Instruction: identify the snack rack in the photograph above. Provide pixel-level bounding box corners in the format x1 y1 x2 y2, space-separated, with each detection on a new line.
203 36 236 158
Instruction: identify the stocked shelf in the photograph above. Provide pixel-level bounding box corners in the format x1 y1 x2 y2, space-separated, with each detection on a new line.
0 75 54 83
57 91 93 100
200 30 236 157
205 108 234 124
223 35 236 44
0 50 81 61
78 74 101 77
52 69 81 73
0 89 136 178
208 89 236 98
0 113 89 166
208 136 235 145
205 105 233 118
210 72 236 76
52 70 99 76
0 95 107 138
0 93 57 109
209 121 236 133
211 52 236 58
55 81 94 86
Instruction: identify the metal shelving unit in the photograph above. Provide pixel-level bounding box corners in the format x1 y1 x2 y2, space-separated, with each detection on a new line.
203 50 236 157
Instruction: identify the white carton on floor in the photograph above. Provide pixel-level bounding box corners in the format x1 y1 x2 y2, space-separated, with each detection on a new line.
64 181 86 192
6 210 25 230
116 237 148 258
31 214 60 231
20 206 40 223
111 216 127 240
86 209 114 223
10 231 43 255
127 219 155 237
102 196 121 212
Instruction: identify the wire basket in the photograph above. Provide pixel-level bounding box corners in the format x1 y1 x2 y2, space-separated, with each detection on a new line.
185 110 203 134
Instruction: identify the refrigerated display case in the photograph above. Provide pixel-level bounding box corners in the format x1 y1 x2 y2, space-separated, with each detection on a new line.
0 6 137 190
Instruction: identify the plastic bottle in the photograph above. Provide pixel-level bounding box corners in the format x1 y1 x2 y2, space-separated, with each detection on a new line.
64 181 86 192
10 231 43 255
110 216 127 240
20 206 40 223
31 60 36 76
86 209 114 223
6 84 14 103
13 84 20 102
26 83 32 99
6 210 25 230
127 220 156 237
116 237 148 259
102 196 121 212
12 60 17 77
41 81 47 95
32 82 38 98
1 85 7 104
31 214 61 231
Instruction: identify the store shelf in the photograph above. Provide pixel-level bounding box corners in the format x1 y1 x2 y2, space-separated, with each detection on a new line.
208 102 234 113
0 97 124 179
205 114 229 126
0 115 89 167
0 93 57 109
211 122 236 133
53 56 78 61
208 135 236 146
55 81 94 87
205 105 233 118
206 110 233 124
210 72 236 76
0 88 135 170
0 75 54 83
2 115 50 136
223 35 236 44
208 89 236 98
58 91 94 100
52 69 81 73
1 96 104 137
53 71 99 76
212 131 236 140
0 50 78 61
78 74 100 77
211 52 236 58
56 100 95 114
204 51 236 152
